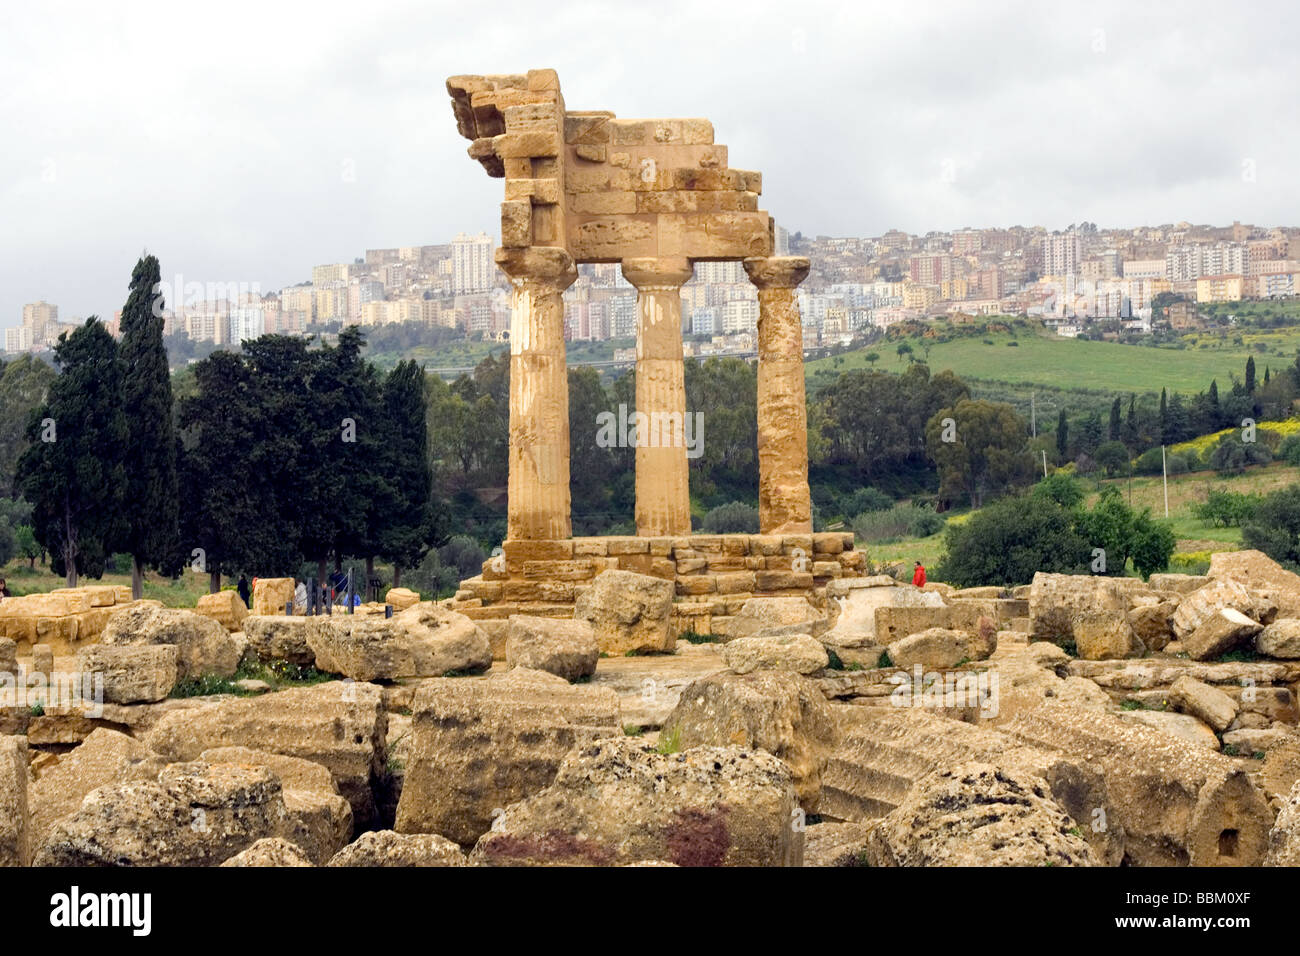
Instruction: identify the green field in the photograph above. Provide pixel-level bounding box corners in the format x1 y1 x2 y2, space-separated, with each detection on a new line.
807 329 1284 396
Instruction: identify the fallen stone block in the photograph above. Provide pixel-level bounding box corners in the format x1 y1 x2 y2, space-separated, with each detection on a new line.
469 737 803 867
76 644 178 703
506 614 598 681
143 681 386 826
306 602 491 681
666 670 837 812
865 761 1095 867
721 633 828 676
327 830 466 867
1003 703 1272 866
102 604 242 679
0 735 29 866
195 590 249 632
395 668 621 845
574 569 675 654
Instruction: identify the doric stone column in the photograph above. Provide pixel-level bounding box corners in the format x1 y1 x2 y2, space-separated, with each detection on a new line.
744 256 813 534
622 257 694 537
496 247 578 541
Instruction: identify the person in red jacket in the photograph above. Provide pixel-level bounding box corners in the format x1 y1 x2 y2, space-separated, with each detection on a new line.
912 561 927 588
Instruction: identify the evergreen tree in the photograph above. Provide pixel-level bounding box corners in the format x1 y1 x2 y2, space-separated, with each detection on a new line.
1209 379 1221 428
1108 396 1122 443
1158 388 1169 445
1124 394 1138 447
1245 355 1257 394
1055 409 1068 461
16 320 128 586
118 255 179 598
374 361 437 591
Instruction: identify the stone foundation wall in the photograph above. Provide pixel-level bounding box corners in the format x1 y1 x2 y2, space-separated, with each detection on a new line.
450 532 865 638
0 586 137 655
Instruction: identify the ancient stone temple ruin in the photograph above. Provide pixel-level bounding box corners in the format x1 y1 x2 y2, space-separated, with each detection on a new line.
445 70 864 638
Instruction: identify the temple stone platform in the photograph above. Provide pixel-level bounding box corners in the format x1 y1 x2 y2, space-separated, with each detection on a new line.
448 532 865 640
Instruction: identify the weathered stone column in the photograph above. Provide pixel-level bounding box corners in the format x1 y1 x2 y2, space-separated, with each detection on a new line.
496 247 578 540
744 256 813 534
622 257 694 537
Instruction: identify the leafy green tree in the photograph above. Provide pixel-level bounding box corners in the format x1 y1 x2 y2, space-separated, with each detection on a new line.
1032 472 1084 509
16 319 129 586
1095 440 1131 477
15 524 39 568
118 255 180 597
1129 511 1176 578
1243 484 1300 570
0 355 57 497
925 399 1034 508
936 494 1090 587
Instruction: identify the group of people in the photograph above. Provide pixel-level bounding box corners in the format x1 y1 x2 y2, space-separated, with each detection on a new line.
234 572 360 615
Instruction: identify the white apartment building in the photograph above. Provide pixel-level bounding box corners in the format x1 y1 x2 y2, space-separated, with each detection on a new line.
451 231 494 294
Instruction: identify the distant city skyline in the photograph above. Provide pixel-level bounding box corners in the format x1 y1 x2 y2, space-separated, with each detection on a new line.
3 0 1298 327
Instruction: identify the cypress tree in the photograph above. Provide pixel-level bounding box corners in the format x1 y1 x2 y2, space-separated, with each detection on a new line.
1055 408 1068 461
119 255 179 598
16 320 128 586
375 361 437 590
1159 388 1169 445
1245 355 1256 393
1108 397 1122 442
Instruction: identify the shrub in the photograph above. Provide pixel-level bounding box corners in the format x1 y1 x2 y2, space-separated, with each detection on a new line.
700 500 760 534
1194 489 1261 527
852 503 944 543
1032 472 1084 509
1280 433 1300 466
1134 447 1165 476
838 486 893 517
1242 484 1300 570
935 494 1090 587
1207 434 1272 475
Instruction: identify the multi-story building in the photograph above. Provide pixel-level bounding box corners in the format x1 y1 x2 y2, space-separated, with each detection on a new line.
229 306 265 344
908 253 952 286
451 231 494 294
722 298 758 334
21 301 58 346
311 263 352 286
1041 232 1081 277
1195 274 1246 303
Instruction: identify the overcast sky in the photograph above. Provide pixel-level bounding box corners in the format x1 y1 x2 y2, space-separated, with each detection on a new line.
2 0 1297 326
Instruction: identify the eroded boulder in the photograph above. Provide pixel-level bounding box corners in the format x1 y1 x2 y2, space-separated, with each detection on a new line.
470 737 803 867
76 645 178 703
721 633 829 676
505 615 598 681
395 668 621 845
865 761 1095 867
666 670 837 812
34 762 288 867
143 681 386 826
327 830 466 867
573 570 675 654
102 604 242 679
306 602 491 681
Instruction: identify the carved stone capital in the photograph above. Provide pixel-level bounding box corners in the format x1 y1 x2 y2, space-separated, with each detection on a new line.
743 256 810 290
621 257 692 291
495 246 577 289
